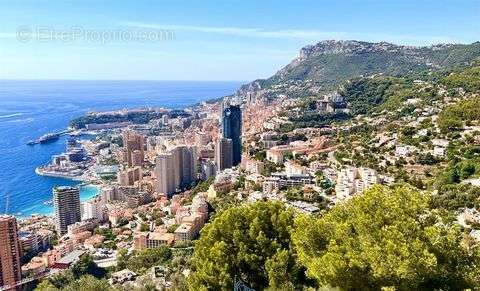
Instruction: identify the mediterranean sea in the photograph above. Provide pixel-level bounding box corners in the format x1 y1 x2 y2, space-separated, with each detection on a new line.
0 80 241 218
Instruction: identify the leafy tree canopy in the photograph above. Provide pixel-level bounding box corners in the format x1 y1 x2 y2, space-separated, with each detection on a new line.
442 65 480 92
437 96 480 133
293 185 480 290
188 201 309 291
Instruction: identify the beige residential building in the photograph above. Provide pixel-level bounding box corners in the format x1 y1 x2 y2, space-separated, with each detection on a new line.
123 130 145 167
117 166 142 186
134 231 175 249
174 223 195 242
155 153 176 196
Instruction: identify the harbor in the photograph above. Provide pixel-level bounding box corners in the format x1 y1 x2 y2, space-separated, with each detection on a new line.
33 134 101 183
32 134 101 216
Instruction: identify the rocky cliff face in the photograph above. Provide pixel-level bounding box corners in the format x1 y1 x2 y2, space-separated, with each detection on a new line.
298 40 408 59
297 40 465 60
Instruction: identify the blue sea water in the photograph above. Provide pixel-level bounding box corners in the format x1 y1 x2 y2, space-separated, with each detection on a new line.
0 80 241 218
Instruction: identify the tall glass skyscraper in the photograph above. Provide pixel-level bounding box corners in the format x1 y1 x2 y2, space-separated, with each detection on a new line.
221 105 242 166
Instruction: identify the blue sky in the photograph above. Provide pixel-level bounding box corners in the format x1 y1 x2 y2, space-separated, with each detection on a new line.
0 0 479 81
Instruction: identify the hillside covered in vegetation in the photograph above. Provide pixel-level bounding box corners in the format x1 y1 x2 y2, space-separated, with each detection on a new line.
237 40 480 98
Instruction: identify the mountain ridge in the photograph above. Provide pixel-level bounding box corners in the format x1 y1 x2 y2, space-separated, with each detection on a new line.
235 40 480 99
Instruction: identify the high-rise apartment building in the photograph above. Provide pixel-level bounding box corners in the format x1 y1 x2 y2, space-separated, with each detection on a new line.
215 137 233 171
53 186 81 235
0 215 22 289
172 146 197 188
221 105 242 166
155 146 197 196
123 131 145 167
131 150 144 167
155 153 176 197
117 167 143 186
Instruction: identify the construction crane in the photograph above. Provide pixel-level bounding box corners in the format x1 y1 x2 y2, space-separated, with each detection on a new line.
4 192 10 214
